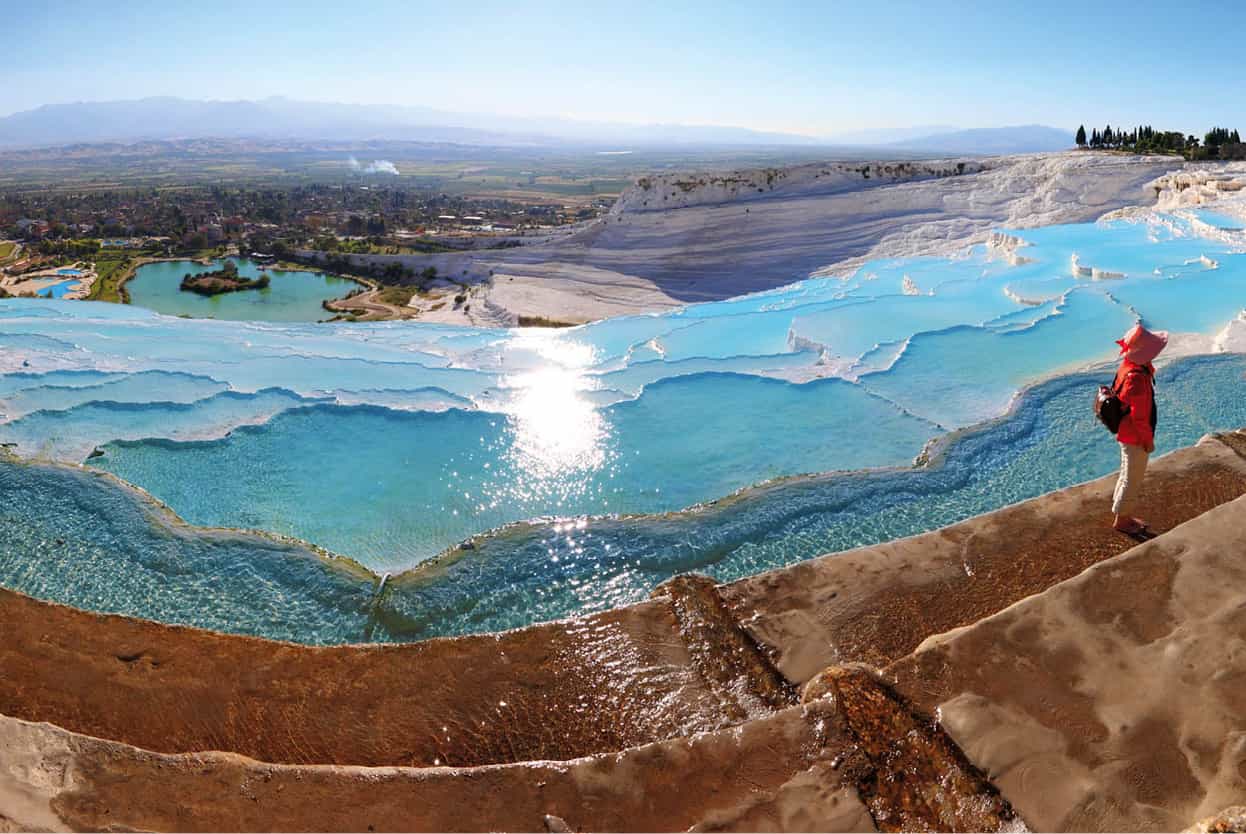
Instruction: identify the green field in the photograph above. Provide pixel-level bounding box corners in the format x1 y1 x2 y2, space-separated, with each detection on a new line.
374 285 420 306
87 252 134 302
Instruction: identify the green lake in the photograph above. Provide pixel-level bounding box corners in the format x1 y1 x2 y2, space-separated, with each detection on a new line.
126 258 358 321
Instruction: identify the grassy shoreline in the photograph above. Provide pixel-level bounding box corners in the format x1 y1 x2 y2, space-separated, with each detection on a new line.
87 252 214 303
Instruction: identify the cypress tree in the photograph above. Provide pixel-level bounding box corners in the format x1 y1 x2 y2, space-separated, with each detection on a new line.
1076 125 1087 147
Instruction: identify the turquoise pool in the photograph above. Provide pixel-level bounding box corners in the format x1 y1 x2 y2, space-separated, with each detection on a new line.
2 354 1244 644
0 208 1244 641
40 280 81 299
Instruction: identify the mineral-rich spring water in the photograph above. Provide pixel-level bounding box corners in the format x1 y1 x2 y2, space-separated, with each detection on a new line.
2 210 1244 642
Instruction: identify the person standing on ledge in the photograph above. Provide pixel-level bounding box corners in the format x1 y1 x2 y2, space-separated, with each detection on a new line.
1111 323 1167 535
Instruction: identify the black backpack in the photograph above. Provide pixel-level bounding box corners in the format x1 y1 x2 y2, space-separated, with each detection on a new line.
1094 367 1152 434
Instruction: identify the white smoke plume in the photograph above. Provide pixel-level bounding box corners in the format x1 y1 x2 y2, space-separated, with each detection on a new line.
348 156 399 175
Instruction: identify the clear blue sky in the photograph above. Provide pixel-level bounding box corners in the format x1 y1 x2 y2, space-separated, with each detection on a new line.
5 0 1244 136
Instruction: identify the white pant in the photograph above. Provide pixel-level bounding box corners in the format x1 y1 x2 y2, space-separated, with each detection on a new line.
1112 443 1150 516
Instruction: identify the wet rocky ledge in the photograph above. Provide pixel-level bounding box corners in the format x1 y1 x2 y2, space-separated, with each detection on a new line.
2 428 1246 832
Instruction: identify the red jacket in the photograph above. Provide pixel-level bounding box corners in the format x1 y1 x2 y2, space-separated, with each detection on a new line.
1114 360 1156 448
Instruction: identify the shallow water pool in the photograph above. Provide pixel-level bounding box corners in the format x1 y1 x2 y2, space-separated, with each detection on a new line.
1 208 1244 640
2 354 1244 643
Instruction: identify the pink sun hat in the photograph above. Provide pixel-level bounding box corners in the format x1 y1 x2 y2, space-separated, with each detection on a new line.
1116 323 1169 364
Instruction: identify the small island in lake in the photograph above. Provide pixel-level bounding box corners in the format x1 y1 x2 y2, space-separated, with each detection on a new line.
179 261 270 296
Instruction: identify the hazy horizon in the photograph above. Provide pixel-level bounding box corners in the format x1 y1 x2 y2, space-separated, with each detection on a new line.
0 94 1069 144
7 0 1244 136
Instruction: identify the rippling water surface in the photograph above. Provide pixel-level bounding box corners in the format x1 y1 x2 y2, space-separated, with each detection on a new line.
1 210 1244 642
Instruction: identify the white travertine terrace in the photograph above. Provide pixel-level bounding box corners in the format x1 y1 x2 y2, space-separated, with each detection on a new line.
305 151 1201 326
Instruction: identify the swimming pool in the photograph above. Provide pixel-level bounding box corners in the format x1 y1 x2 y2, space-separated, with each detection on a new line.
38 279 81 299
1 208 1244 641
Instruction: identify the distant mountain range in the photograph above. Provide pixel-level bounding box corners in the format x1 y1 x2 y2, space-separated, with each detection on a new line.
0 97 821 149
0 97 1072 155
824 125 961 145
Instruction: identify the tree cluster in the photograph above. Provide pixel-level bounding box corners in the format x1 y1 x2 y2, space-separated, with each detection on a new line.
179 261 270 296
37 238 102 258
1202 127 1246 160
309 251 440 287
1075 124 1245 160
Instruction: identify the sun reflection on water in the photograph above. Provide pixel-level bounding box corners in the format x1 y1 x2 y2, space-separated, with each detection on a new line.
497 331 615 507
